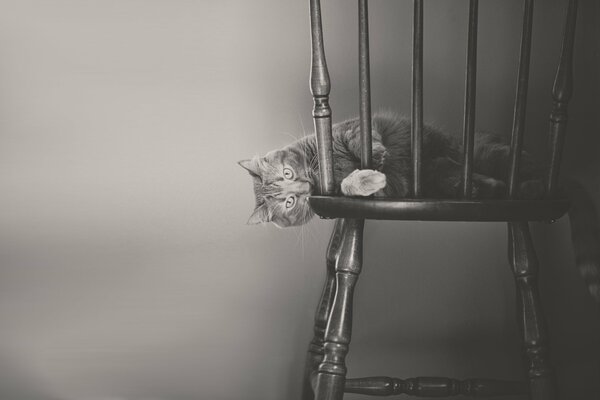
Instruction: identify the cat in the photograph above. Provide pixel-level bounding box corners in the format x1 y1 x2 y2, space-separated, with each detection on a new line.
239 112 543 227
239 112 600 305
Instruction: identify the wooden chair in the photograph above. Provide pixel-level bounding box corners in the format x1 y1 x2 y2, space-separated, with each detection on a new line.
302 0 578 399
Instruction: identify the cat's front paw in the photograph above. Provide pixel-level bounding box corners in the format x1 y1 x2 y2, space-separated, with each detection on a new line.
470 178 507 199
372 143 388 170
341 169 387 196
519 180 545 199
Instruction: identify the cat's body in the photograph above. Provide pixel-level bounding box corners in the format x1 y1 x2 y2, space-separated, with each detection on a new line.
239 112 543 227
312 111 544 199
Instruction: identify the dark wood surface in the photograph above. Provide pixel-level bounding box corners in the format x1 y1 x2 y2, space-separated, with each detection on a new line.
411 0 424 198
507 0 535 198
315 219 364 400
547 0 578 196
303 220 345 400
345 376 528 397
358 0 373 170
309 0 335 195
461 0 479 199
308 196 569 222
508 222 556 400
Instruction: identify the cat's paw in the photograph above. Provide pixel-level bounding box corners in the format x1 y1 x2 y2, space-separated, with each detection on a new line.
341 169 387 196
454 176 506 198
519 180 545 199
372 143 388 170
475 177 506 198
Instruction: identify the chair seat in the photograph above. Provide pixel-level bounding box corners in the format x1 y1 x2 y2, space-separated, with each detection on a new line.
308 196 570 222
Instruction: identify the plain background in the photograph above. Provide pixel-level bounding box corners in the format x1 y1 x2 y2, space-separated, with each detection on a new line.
0 0 598 399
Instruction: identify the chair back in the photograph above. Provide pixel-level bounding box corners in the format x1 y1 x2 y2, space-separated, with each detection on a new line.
308 0 578 200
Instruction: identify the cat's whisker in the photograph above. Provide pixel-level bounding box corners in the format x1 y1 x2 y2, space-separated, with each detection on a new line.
283 131 300 142
291 219 306 253
301 216 320 247
266 207 277 224
308 154 319 174
298 112 308 138
299 222 306 258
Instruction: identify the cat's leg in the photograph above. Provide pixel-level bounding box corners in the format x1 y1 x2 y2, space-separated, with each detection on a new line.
518 180 545 199
336 126 389 197
462 175 541 199
370 131 387 171
426 157 506 198
474 137 546 197
341 126 387 170
473 140 545 198
378 156 410 198
472 174 507 198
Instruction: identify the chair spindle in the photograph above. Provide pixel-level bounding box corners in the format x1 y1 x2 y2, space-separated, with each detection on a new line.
345 376 529 397
302 219 345 400
359 0 373 170
315 219 365 400
508 222 557 399
411 0 424 197
310 0 335 196
508 0 535 199
461 0 479 199
547 0 578 197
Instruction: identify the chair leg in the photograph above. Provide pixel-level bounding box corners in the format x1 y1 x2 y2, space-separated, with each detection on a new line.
315 218 365 400
507 222 557 400
303 219 345 400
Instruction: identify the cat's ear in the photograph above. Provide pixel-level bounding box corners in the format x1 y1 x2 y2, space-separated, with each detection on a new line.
247 204 270 225
238 158 261 178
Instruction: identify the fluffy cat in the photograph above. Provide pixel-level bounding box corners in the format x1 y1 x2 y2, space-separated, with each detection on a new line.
239 112 543 228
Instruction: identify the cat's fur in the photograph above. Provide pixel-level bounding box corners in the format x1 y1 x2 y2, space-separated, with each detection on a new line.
239 112 600 305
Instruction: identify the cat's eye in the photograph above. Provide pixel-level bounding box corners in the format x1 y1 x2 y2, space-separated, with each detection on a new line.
283 167 294 180
284 196 296 209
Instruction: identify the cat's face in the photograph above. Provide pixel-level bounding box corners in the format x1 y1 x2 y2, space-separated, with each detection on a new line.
239 147 314 227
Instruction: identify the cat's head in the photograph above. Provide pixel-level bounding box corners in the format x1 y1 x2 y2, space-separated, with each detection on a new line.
239 147 315 227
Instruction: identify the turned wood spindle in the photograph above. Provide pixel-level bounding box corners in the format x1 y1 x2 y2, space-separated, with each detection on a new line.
302 220 345 400
411 0 424 198
508 222 556 400
309 0 335 196
461 0 479 199
508 0 535 199
547 0 578 197
315 219 364 400
344 376 529 397
358 0 373 170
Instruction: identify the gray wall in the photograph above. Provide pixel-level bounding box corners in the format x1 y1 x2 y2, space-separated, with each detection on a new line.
0 1 597 399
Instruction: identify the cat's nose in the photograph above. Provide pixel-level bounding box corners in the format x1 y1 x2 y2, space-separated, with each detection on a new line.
290 181 311 194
